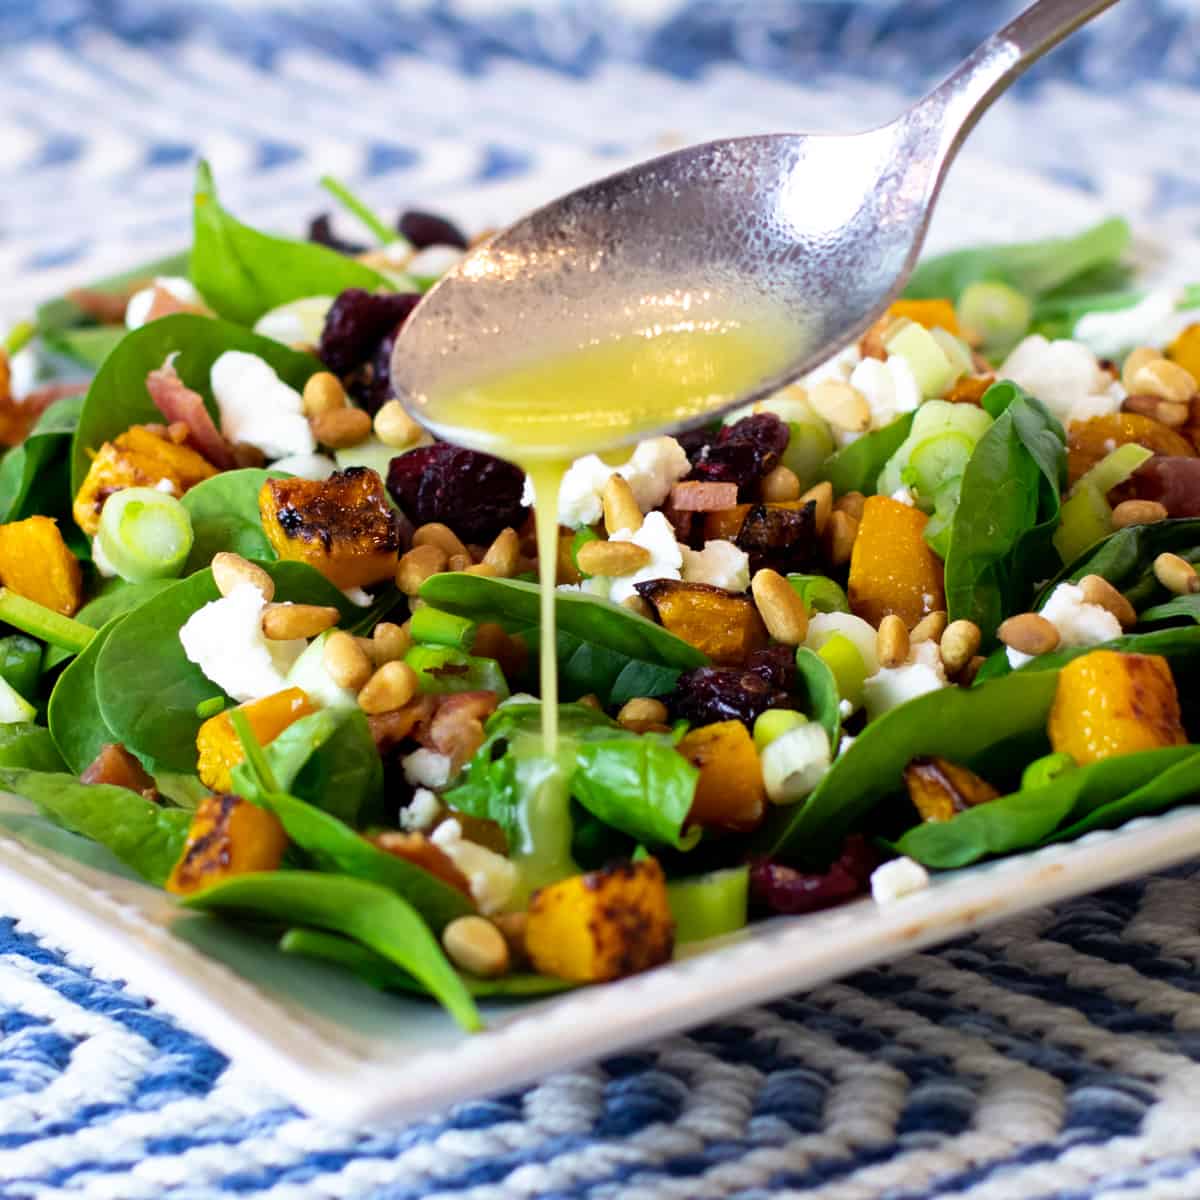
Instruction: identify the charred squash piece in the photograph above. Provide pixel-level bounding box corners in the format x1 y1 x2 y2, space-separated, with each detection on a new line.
196 687 316 793
0 516 83 615
848 496 945 628
703 503 752 542
1048 649 1186 766
259 467 401 590
887 298 960 336
944 374 995 406
165 793 288 895
904 755 999 823
676 719 766 832
1067 413 1193 485
526 857 674 983
635 578 767 666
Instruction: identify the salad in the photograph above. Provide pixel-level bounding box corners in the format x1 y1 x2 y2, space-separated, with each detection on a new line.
2 163 1200 1031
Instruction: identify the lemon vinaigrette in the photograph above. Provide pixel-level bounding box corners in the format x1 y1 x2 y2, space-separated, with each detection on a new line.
421 319 797 752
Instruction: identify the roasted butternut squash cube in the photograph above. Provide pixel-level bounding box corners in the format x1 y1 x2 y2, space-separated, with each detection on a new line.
703 503 752 542
0 516 83 615
904 755 999 823
526 858 674 983
677 719 766 832
1067 413 1193 485
1048 650 1186 766
848 496 945 628
888 298 960 336
196 687 316 793
635 578 767 666
73 424 218 535
259 467 401 590
165 793 288 895
1167 323 1200 382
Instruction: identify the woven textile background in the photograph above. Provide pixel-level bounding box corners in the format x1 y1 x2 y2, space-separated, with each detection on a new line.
5 2 1200 1197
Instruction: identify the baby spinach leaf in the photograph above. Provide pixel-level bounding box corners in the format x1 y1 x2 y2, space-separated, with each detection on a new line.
48 621 121 774
419 574 706 706
181 468 285 572
786 574 849 615
35 249 191 334
1140 595 1200 625
815 413 914 496
181 871 480 1031
41 326 127 369
893 746 1195 868
984 625 1200 680
70 313 319 495
0 767 190 886
762 668 1061 863
793 647 841 750
0 726 66 773
43 578 175 671
0 636 42 701
0 393 85 525
191 160 390 326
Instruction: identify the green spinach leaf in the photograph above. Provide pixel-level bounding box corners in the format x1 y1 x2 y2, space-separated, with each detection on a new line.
0 393 85 525
0 726 66 773
815 413 914 496
41 326 128 369
48 621 120 773
35 249 191 334
980 625 1200 681
793 647 841 750
1140 595 1200 625
43 578 175 671
181 468 285 572
786 574 849 615
0 636 42 701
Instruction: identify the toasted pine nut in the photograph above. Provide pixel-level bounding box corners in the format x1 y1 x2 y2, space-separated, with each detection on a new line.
358 660 419 714
997 612 1060 656
827 510 859 566
1078 574 1137 629
911 610 948 643
371 621 412 664
464 561 498 577
373 399 424 449
447 552 471 572
301 371 348 418
940 619 982 675
396 544 447 594
833 490 866 521
959 655 987 686
577 693 603 710
491 912 529 962
311 406 372 448
876 614 909 669
323 630 373 690
617 697 670 733
261 602 340 640
413 522 470 562
799 480 834 535
1153 552 1200 595
442 915 509 978
482 527 520 576
211 551 274 602
1111 499 1168 529
1132 358 1197 405
1156 400 1191 427
602 474 643 535
621 594 655 620
808 380 871 432
761 464 801 503
1121 347 1162 393
751 568 809 645
576 539 652 577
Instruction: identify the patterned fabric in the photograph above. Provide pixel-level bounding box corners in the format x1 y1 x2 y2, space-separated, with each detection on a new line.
5 2 1200 1197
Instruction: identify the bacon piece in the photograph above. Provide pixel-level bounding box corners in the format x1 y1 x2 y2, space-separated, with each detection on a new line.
67 285 143 325
81 743 159 802
669 481 740 511
145 359 236 469
143 284 207 324
371 831 472 897
368 694 437 753
424 690 500 770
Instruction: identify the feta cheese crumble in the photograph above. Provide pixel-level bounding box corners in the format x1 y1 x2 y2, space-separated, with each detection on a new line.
1006 582 1122 668
849 353 922 432
210 350 315 460
431 818 518 914
401 748 454 790
400 788 441 833
606 511 685 604
179 582 306 702
125 276 201 329
871 856 930 904
1074 288 1200 359
681 539 750 592
802 342 862 388
1000 335 1123 425
863 640 948 720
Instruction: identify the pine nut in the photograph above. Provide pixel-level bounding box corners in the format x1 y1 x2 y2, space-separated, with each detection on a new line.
761 464 801 503
491 912 529 963
261 602 340 640
602 474 643 535
1131 358 1197 405
371 621 412 664
441 915 509 978
1121 346 1162 393
311 405 372 448
413 522 470 562
1153 552 1200 595
447 553 471 572
940 619 982 675
808 380 871 432
482 527 520 576
358 660 420 714
959 655 986 686
751 568 809 645
396 543 447 594
211 551 274 602
616 697 670 733
301 371 348 418
833 490 866 521
1078 574 1137 628
621 594 655 620
827 510 859 566
577 693 603 710
799 480 834 535
876 613 909 669
997 612 1060 656
374 399 424 448
1111 499 1168 529
1155 400 1191 427
575 539 652 577
911 610 948 643
323 630 373 690
463 561 498 577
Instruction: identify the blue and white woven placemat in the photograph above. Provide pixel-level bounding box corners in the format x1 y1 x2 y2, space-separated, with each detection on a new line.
5 3 1200 1196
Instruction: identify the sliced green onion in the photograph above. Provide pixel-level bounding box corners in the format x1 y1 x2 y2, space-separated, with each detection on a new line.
904 432 975 504
752 708 807 753
410 606 477 652
1054 483 1112 563
815 633 868 709
0 589 93 653
319 175 399 247
786 573 849 615
956 280 1032 357
781 419 836 487
884 322 956 398
195 696 227 719
228 707 279 796
96 487 193 583
929 326 973 379
0 673 35 723
4 320 35 356
667 867 749 944
1020 751 1075 791
404 645 510 697
1073 443 1153 498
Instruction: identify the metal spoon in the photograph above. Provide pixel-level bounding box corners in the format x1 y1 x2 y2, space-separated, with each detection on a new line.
394 0 1118 448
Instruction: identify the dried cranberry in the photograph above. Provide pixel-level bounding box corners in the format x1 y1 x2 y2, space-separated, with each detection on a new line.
735 501 819 573
676 424 719 464
668 665 792 728
1128 456 1200 517
750 836 878 916
688 414 788 497
398 209 468 250
307 213 369 257
746 644 796 693
348 323 403 415
387 443 527 543
319 289 421 377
